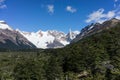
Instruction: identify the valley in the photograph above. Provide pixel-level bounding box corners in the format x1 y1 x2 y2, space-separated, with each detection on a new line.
0 19 120 80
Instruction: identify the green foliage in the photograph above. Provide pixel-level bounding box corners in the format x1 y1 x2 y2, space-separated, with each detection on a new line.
0 23 120 80
13 59 44 80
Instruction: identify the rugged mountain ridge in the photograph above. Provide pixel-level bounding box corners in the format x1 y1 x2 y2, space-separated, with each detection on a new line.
0 18 119 49
0 20 79 49
0 21 36 50
0 18 120 80
72 18 120 43
18 29 79 49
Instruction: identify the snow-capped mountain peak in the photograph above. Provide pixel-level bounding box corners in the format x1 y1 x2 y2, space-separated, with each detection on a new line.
0 20 80 49
17 29 80 49
66 29 80 42
0 20 13 30
72 18 120 43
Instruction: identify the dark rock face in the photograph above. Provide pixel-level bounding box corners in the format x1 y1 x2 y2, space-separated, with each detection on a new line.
72 18 120 43
0 29 36 50
47 39 64 48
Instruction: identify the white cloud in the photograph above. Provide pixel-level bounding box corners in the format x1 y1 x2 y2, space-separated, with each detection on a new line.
0 4 6 9
114 0 120 7
66 6 77 13
0 0 6 9
115 0 118 2
116 11 120 19
85 8 118 23
116 16 120 19
107 11 115 18
117 11 120 14
47 5 54 14
0 0 5 3
86 8 106 23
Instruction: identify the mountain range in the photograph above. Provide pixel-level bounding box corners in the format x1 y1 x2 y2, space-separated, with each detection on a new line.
0 20 79 49
18 29 79 49
0 18 120 49
0 21 36 50
0 18 120 79
72 18 120 42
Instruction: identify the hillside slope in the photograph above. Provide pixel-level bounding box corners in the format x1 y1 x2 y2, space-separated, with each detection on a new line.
0 21 36 50
72 18 120 43
56 21 120 79
0 19 120 80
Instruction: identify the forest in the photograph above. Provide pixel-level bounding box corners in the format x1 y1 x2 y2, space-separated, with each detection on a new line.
0 23 120 80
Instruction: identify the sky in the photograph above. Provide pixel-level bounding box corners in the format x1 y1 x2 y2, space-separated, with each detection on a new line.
0 0 120 33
